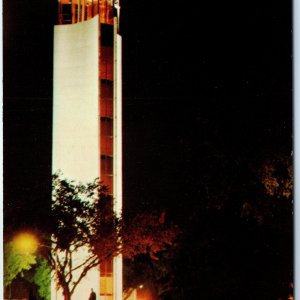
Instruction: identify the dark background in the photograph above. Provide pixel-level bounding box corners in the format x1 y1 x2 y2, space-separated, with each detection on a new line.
3 0 293 298
121 0 292 216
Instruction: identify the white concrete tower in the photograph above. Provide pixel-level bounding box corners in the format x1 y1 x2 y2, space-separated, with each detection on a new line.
52 1 122 299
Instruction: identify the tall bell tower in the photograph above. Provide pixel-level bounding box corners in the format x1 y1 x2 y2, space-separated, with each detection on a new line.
52 1 122 299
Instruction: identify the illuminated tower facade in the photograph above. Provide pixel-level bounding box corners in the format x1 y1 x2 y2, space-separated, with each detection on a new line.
52 1 122 299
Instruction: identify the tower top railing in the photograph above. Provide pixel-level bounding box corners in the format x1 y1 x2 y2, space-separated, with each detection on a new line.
58 0 120 25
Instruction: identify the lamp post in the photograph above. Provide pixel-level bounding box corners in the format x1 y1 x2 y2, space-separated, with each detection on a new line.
12 232 58 300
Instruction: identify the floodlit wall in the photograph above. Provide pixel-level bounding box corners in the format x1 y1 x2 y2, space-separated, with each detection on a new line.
53 16 100 183
52 16 100 300
113 32 123 300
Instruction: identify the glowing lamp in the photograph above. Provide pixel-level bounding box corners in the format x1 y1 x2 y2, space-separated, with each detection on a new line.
12 232 39 254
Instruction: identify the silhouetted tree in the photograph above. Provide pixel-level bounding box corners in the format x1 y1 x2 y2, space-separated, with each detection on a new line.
51 173 179 300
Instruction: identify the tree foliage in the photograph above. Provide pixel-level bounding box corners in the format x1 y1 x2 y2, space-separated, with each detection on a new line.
183 154 293 299
33 259 51 300
4 242 37 287
120 211 178 260
51 173 179 300
51 174 101 300
261 156 293 199
122 153 293 300
4 242 51 300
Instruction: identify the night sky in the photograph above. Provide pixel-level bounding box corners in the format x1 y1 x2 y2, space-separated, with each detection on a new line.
4 0 292 229
4 0 292 223
3 0 293 297
121 0 292 217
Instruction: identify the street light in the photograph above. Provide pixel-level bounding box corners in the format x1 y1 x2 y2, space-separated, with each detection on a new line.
11 232 59 300
12 232 39 254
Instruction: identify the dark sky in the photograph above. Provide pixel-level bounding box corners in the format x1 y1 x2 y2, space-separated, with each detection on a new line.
121 0 292 218
3 0 292 228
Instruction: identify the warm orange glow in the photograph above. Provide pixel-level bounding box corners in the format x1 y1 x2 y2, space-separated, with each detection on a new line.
58 0 114 25
136 286 153 300
12 232 39 254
